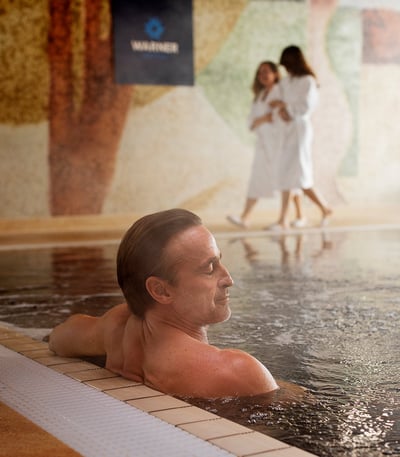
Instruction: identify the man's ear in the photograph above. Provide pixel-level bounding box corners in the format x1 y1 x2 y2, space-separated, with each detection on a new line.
145 276 172 304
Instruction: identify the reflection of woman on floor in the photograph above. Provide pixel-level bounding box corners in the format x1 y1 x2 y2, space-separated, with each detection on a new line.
270 45 332 229
227 61 304 229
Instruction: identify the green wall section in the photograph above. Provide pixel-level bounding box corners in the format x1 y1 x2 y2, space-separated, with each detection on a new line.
197 1 306 145
327 7 362 176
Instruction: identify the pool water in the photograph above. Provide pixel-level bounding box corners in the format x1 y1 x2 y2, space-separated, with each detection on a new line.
0 245 123 331
1 229 400 457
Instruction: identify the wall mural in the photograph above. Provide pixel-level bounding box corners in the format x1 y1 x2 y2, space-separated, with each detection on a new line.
48 0 132 215
0 0 399 218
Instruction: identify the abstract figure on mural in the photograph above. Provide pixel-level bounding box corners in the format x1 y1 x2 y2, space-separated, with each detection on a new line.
48 1 132 215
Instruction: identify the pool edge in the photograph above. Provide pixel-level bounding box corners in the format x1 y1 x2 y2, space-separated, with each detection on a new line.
0 325 317 457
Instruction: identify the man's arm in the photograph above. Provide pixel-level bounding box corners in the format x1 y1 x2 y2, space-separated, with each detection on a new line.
48 313 105 357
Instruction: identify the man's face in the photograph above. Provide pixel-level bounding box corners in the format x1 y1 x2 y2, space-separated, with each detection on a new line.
165 225 233 327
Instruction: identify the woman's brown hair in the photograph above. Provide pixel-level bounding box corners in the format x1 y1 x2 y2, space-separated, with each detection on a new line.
251 61 280 99
279 45 316 79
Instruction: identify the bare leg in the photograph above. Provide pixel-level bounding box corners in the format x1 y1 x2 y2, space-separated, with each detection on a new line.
292 194 303 220
303 188 332 223
277 190 291 229
241 198 257 225
227 197 257 228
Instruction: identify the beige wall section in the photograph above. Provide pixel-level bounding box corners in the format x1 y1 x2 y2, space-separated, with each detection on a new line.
308 0 351 205
338 64 400 204
103 86 258 216
0 123 49 218
1 2 400 221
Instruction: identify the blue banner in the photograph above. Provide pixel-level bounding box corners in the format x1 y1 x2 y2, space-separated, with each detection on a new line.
112 0 194 85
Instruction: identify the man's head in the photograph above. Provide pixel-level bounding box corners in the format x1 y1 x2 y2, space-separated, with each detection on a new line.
156 221 234 327
117 208 203 318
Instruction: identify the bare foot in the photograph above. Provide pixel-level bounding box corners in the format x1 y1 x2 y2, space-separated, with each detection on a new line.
321 208 333 226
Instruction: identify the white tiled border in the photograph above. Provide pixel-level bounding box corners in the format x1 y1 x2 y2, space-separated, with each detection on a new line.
0 326 316 457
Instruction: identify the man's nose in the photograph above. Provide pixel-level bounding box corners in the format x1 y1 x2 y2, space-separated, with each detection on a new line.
219 264 234 287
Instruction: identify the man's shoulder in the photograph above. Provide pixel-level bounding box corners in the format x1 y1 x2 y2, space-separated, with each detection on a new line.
175 345 278 397
216 347 265 372
101 303 132 328
139 326 278 397
214 347 278 393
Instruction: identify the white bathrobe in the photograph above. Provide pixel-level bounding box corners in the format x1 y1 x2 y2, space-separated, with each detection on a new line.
246 84 284 199
276 75 319 190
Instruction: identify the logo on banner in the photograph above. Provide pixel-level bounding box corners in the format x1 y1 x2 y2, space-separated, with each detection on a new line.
131 17 179 55
112 0 194 85
145 18 164 40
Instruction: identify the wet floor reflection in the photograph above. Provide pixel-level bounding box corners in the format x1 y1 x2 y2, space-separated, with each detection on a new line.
1 230 400 456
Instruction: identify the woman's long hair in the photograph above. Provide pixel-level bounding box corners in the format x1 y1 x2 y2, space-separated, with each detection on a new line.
279 45 316 79
251 61 280 99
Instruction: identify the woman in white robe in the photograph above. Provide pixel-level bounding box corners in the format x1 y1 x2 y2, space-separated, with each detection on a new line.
227 61 304 229
270 45 332 229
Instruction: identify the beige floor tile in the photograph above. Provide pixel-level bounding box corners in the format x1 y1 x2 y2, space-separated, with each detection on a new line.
127 395 188 412
51 361 99 373
3 341 49 351
84 376 140 390
67 368 119 381
210 431 289 456
20 348 57 358
1 336 36 347
0 331 29 340
35 355 82 366
250 447 316 456
105 384 163 401
179 418 252 441
151 406 219 425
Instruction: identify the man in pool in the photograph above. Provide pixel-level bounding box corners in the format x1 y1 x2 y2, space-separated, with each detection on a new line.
49 208 278 398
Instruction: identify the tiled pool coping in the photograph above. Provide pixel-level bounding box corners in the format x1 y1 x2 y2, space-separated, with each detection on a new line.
0 325 316 457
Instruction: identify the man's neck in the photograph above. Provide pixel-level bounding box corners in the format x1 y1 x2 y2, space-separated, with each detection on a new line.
144 308 209 343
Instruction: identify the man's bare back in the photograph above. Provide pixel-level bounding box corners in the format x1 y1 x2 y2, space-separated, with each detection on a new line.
50 302 277 397
49 210 279 398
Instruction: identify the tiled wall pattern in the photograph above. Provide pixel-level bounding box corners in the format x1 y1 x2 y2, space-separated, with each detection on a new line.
1 1 400 218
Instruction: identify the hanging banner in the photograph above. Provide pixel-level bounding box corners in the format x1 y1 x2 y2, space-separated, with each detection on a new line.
112 0 194 86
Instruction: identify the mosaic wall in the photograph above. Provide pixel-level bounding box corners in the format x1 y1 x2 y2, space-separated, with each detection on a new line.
1 0 400 218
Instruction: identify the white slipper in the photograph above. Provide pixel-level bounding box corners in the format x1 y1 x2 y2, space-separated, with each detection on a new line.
264 223 286 232
226 215 248 229
291 218 307 228
320 216 330 227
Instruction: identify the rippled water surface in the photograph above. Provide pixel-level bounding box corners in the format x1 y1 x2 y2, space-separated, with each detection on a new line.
1 229 400 456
